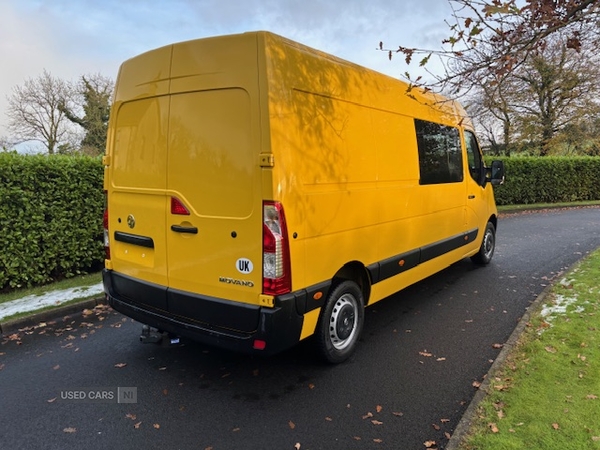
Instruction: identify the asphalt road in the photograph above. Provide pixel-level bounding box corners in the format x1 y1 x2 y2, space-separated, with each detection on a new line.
2 207 600 450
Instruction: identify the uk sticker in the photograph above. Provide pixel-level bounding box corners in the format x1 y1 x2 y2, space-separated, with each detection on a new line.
236 258 253 274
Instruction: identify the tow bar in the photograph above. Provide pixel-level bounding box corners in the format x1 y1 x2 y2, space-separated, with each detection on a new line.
140 325 181 347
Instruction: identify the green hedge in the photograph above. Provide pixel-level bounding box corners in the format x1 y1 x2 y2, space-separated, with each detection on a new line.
0 153 104 291
0 153 598 291
486 156 600 206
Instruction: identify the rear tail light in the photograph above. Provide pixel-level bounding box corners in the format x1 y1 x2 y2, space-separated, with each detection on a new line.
263 201 291 295
103 205 110 260
171 197 190 215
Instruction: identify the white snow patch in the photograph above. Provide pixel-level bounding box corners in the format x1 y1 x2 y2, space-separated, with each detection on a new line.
0 283 104 321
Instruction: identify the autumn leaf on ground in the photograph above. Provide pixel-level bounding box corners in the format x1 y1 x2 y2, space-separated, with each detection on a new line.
325 417 333 421
440 418 450 423
492 343 504 349
545 346 557 353
432 423 440 431
362 412 374 419
153 423 160 429
134 422 142 429
376 405 383 413
63 427 76 433
294 443 301 450
472 380 482 388
114 363 127 368
125 413 136 420
373 438 383 443
353 436 361 440
552 423 560 430
586 394 598 400
423 440 437 448
371 420 383 425
392 411 404 417
308 383 315 389
53 365 60 370
289 421 296 430
232 427 240 432
445 432 451 440
419 351 433 357
489 423 499 433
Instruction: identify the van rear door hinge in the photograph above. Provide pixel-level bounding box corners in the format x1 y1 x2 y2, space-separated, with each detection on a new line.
102 155 111 166
259 153 274 167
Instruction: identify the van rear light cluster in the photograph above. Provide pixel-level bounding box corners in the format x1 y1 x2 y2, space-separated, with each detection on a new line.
103 207 110 260
263 201 291 295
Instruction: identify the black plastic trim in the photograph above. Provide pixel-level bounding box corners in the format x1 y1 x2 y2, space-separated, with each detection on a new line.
114 231 154 248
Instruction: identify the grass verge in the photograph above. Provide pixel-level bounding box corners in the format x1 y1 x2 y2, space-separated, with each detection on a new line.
0 272 102 306
458 249 600 449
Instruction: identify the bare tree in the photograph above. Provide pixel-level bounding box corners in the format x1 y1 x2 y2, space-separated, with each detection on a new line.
60 73 113 156
6 70 78 154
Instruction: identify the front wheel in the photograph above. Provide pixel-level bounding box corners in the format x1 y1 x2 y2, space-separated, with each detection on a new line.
471 222 496 265
315 280 364 364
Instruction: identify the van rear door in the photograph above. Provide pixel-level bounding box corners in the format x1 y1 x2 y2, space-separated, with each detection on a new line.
165 37 265 316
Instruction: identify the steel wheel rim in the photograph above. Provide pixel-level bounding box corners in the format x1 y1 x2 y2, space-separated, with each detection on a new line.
483 229 495 259
329 293 358 350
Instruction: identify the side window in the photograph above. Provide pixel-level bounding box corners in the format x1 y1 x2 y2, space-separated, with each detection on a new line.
415 119 463 185
464 130 484 185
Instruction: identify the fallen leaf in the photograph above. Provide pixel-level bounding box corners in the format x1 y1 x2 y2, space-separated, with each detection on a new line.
545 346 557 353
592 436 600 442
419 351 433 357
232 427 240 432
423 440 436 448
53 365 60 370
162 389 168 396
289 421 296 430
440 419 450 423
489 423 499 433
308 383 315 389
114 363 127 368
362 412 374 419
373 438 383 443
376 405 383 413
153 423 160 429
392 412 404 417
294 444 301 450
586 394 598 400
436 357 446 362
134 421 142 429
552 423 559 430
492 343 504 349
125 413 136 420
432 424 440 431
444 432 451 439
63 427 77 433
325 417 333 421
472 381 482 388
353 436 361 440
371 420 383 425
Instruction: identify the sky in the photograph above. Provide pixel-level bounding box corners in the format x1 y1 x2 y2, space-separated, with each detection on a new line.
0 0 453 145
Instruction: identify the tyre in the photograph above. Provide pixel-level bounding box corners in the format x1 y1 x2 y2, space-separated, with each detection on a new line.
315 280 364 364
471 222 496 265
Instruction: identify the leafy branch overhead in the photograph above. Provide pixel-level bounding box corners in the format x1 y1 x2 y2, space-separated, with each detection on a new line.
380 0 600 94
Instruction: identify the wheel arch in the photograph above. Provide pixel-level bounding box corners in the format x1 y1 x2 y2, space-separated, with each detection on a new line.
332 261 371 306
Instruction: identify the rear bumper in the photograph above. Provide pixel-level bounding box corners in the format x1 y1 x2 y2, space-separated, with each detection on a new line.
103 269 304 356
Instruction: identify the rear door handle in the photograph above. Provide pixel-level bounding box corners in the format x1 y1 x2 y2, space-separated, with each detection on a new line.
171 225 198 234
468 195 476 199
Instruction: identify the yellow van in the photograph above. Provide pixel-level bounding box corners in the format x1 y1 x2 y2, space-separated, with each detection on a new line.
102 31 504 363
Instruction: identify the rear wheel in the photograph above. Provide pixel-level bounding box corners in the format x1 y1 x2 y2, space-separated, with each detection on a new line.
315 280 364 364
471 222 496 265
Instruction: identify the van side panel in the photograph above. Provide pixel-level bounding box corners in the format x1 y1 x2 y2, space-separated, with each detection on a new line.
264 33 476 306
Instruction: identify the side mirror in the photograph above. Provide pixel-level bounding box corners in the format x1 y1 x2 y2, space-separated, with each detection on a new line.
488 160 505 186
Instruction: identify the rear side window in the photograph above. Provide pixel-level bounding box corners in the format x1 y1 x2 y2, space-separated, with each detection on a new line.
415 119 463 185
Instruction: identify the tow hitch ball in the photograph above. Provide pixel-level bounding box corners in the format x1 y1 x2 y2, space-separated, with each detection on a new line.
140 325 181 347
